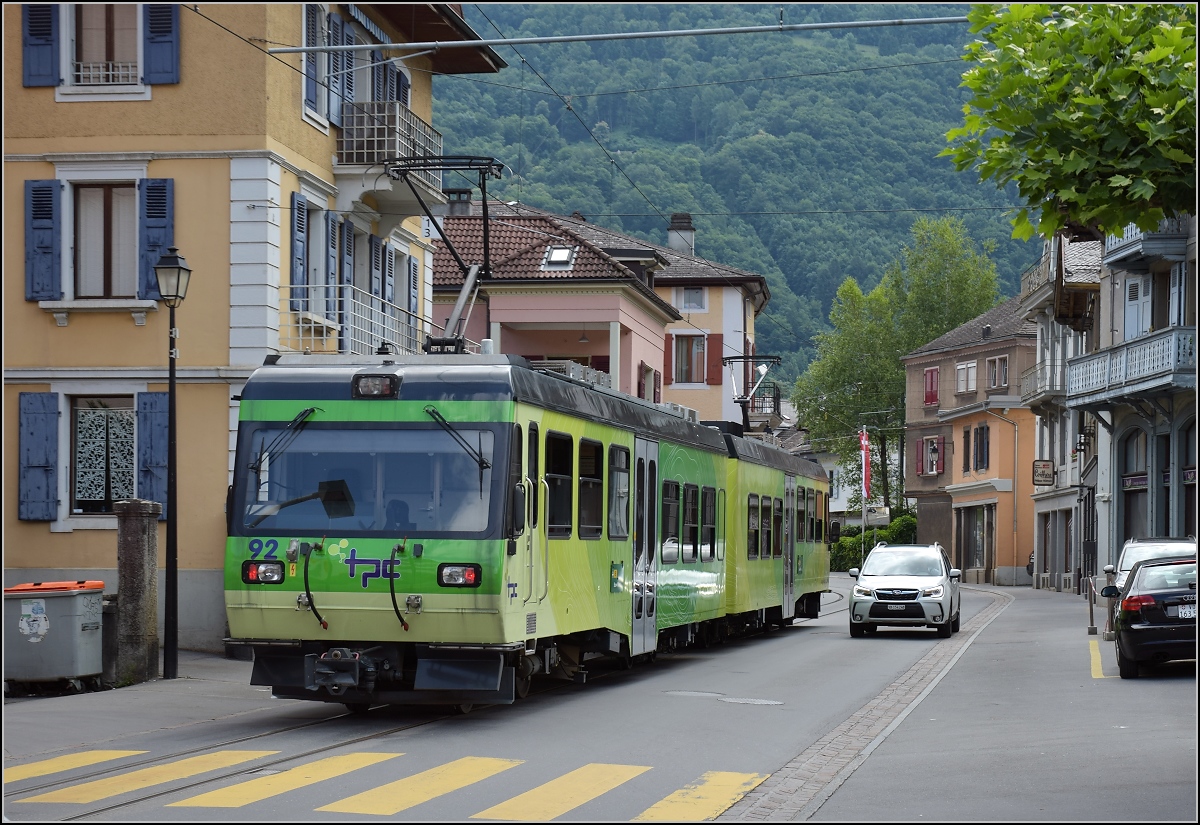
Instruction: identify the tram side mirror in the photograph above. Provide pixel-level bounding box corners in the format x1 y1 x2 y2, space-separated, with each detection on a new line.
318 479 355 519
510 483 526 536
829 521 841 542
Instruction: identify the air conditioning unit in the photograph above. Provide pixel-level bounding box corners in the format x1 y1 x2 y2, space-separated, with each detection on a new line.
1037 573 1051 590
658 402 699 423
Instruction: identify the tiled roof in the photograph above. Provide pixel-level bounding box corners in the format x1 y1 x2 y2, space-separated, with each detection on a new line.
433 202 769 310
907 295 1037 357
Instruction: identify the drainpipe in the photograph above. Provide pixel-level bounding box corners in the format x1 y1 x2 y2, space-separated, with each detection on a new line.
982 404 1019 585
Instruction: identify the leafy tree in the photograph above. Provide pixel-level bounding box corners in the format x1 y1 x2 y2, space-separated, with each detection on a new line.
941 3 1197 240
792 216 998 511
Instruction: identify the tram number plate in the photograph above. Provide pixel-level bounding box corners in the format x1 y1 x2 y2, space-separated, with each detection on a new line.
1175 604 1196 619
887 604 906 611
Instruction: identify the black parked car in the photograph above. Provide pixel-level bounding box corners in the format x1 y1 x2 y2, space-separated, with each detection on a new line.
1101 557 1197 679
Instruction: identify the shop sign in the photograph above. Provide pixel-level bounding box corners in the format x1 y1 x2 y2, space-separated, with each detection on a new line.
1032 460 1054 486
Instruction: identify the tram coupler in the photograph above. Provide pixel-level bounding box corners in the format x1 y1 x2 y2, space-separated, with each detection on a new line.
305 648 377 694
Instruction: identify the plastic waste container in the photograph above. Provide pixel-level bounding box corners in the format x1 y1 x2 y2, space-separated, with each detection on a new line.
4 580 105 693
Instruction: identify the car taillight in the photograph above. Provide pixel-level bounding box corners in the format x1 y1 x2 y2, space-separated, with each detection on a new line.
1120 594 1156 612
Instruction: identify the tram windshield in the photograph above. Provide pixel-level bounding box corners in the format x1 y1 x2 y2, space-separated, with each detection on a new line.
234 423 498 537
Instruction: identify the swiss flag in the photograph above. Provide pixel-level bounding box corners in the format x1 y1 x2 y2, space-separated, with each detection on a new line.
860 429 871 500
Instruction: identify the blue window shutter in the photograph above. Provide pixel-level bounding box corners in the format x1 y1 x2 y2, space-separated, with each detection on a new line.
25 180 63 301
324 209 338 318
137 392 168 521
371 50 385 102
143 5 180 85
23 4 59 87
18 392 59 521
385 62 398 102
304 5 319 110
341 218 354 285
399 70 410 107
138 179 174 300
327 13 343 126
291 192 308 311
342 24 355 105
369 234 382 297
384 244 396 305
409 256 419 314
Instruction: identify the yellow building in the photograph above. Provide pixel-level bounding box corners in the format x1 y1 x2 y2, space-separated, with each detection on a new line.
4 3 502 650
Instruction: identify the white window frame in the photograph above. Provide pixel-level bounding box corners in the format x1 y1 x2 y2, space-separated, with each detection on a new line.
673 333 707 385
56 4 150 102
677 286 706 312
986 355 1009 389
924 436 940 476
48 379 150 532
956 361 977 393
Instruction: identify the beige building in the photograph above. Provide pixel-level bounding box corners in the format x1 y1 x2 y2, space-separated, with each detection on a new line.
902 297 1038 584
4 3 502 650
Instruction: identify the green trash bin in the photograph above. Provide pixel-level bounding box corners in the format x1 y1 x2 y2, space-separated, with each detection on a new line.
4 580 105 693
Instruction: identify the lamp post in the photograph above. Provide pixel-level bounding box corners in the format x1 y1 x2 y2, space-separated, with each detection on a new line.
153 247 191 680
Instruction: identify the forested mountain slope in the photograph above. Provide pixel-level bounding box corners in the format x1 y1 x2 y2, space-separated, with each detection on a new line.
432 3 1037 380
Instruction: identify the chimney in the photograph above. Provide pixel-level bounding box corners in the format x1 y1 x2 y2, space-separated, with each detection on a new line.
442 189 472 217
667 212 695 254
981 324 992 339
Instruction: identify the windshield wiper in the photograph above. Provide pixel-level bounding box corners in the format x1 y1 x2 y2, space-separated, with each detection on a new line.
424 404 490 495
250 407 319 474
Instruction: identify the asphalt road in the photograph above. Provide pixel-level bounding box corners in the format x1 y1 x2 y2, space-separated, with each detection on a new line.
3 577 1195 822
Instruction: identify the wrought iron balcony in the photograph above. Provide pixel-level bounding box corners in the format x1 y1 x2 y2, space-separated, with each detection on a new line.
1066 326 1196 408
278 282 476 356
1103 217 1190 273
1021 361 1068 406
337 102 442 182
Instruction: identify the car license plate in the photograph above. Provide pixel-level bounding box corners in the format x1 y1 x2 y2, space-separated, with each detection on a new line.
1178 604 1196 619
887 604 906 611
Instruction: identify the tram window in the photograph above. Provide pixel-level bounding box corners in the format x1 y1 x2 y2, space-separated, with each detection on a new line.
700 486 716 562
528 423 539 528
816 491 825 542
546 432 572 538
682 483 699 563
760 497 773 560
661 480 680 564
797 488 807 544
608 446 630 540
772 497 783 558
747 493 759 559
579 439 603 539
509 424 524 536
807 487 816 542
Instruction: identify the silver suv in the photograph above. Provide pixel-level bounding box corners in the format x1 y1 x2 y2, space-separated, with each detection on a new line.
1105 537 1197 590
848 542 961 638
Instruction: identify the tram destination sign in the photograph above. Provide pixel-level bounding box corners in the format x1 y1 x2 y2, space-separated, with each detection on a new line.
1032 460 1055 486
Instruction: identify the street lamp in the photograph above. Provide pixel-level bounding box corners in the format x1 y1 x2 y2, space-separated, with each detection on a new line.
928 439 939 469
153 246 191 680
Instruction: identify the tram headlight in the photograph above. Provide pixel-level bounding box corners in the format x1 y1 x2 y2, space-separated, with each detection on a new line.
242 560 285 584
438 563 482 588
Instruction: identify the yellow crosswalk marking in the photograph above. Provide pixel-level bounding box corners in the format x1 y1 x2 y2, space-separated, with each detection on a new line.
472 762 651 820
317 756 523 815
168 753 402 807
16 751 278 804
4 751 147 783
634 770 768 821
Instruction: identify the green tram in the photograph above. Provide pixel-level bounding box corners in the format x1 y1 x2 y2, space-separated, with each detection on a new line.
225 352 830 712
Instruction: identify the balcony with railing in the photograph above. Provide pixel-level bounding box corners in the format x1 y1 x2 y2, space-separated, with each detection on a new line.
278 282 476 356
1019 251 1051 302
1103 217 1191 273
333 101 444 216
1066 326 1196 409
1021 361 1068 409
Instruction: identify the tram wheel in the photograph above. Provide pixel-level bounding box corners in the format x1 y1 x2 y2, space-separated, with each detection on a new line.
455 703 474 715
344 702 371 715
515 675 531 699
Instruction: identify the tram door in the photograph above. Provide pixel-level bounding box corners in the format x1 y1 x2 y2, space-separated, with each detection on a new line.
631 437 659 656
783 476 796 619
